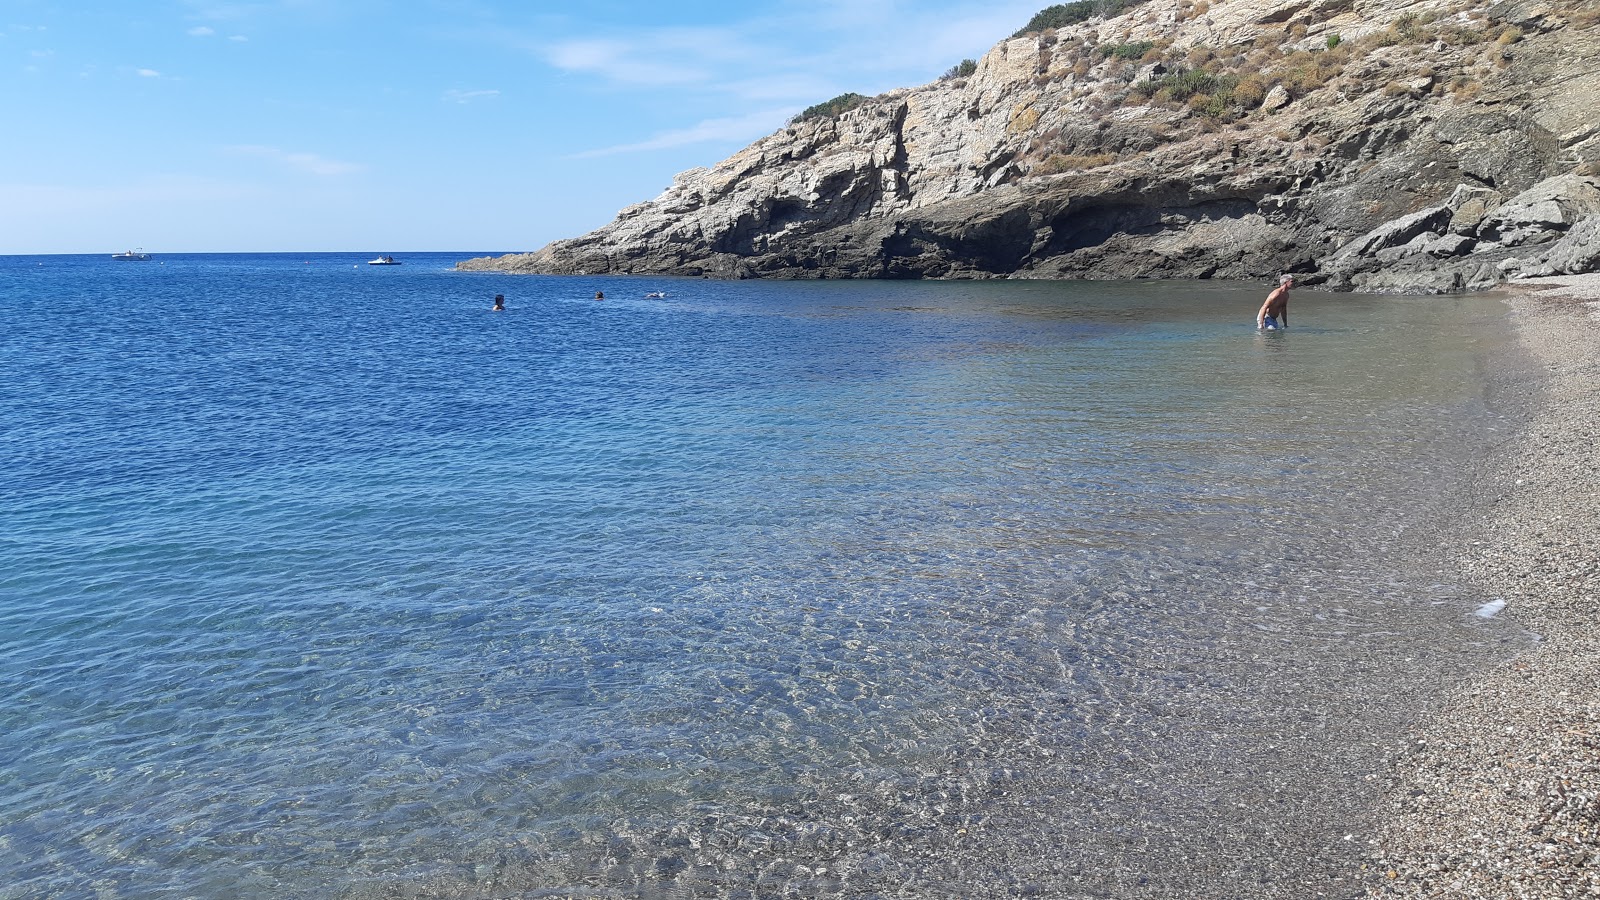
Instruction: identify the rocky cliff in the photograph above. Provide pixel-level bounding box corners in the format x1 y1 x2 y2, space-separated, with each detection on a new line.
460 0 1600 292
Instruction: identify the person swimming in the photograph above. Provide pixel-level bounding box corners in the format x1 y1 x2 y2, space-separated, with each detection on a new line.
492 294 505 311
594 291 604 301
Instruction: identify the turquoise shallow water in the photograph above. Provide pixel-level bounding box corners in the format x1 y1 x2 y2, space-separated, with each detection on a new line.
1 254 1523 898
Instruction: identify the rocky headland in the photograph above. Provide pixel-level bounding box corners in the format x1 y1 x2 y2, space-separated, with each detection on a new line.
460 0 1600 294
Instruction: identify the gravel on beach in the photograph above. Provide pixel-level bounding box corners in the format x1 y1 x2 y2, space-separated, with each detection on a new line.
1362 276 1600 899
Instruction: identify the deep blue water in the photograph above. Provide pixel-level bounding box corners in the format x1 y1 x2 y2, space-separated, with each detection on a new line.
0 253 1523 898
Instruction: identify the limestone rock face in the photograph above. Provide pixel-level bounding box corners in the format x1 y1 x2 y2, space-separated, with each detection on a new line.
460 0 1600 292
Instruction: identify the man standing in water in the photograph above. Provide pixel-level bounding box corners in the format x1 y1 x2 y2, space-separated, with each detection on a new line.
1257 275 1293 330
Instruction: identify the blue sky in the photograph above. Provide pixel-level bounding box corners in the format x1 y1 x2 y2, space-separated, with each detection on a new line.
2 0 1049 254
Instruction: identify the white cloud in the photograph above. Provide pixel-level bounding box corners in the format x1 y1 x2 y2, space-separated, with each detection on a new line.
188 25 216 37
866 4 1044 72
443 88 500 104
228 144 364 176
137 68 161 77
535 1 1042 104
545 38 709 86
229 34 249 42
183 1 274 22
573 109 793 158
724 72 838 103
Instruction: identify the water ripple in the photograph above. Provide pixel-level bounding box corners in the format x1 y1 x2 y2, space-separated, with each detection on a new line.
0 256 1524 898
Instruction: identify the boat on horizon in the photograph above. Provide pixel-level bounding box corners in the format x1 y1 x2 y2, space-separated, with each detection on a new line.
367 255 401 265
112 249 152 261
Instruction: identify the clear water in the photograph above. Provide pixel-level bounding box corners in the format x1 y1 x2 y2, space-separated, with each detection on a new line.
0 254 1524 899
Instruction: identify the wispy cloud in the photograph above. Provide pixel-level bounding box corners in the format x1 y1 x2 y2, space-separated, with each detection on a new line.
544 38 708 86
443 88 500 104
180 0 315 36
534 1 1043 104
722 72 839 103
573 109 793 158
863 4 1045 72
137 68 162 78
182 1 278 22
228 144 364 176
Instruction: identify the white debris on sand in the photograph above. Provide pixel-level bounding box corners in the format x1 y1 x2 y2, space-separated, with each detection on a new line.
1472 599 1507 620
1363 275 1600 898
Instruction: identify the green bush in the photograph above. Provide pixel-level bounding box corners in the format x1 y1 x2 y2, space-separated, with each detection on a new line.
1326 33 1342 50
1099 40 1156 59
942 58 979 79
1013 0 1151 37
1132 67 1247 118
795 92 868 122
1137 68 1238 102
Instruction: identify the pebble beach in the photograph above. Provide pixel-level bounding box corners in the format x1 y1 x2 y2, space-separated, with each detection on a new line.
1364 275 1600 898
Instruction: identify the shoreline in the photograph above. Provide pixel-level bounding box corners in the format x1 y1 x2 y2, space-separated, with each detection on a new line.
1362 276 1600 897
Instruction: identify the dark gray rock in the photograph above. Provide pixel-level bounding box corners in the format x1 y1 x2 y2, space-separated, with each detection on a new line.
1427 234 1478 257
1517 215 1600 277
1476 174 1600 246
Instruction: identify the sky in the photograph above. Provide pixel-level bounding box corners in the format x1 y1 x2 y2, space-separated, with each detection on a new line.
1 0 1052 254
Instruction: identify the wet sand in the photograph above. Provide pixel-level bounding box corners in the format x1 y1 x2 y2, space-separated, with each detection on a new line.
1363 276 1600 898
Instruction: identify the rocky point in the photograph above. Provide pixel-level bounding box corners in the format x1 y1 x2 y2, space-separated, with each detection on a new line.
459 0 1600 293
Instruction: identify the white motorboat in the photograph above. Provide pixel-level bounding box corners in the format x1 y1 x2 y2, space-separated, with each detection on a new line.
368 255 401 265
112 249 152 261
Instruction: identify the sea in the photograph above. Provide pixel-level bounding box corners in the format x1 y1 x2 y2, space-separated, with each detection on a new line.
0 252 1530 899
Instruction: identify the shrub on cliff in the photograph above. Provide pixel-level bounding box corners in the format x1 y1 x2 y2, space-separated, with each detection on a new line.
1099 40 1156 60
1136 68 1238 103
1271 47 1348 97
942 59 979 80
1125 67 1248 120
1013 0 1150 38
1232 73 1268 108
794 93 868 123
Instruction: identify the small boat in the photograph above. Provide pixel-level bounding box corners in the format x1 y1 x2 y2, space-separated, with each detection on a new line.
644 291 667 299
112 249 152 261
368 255 401 265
